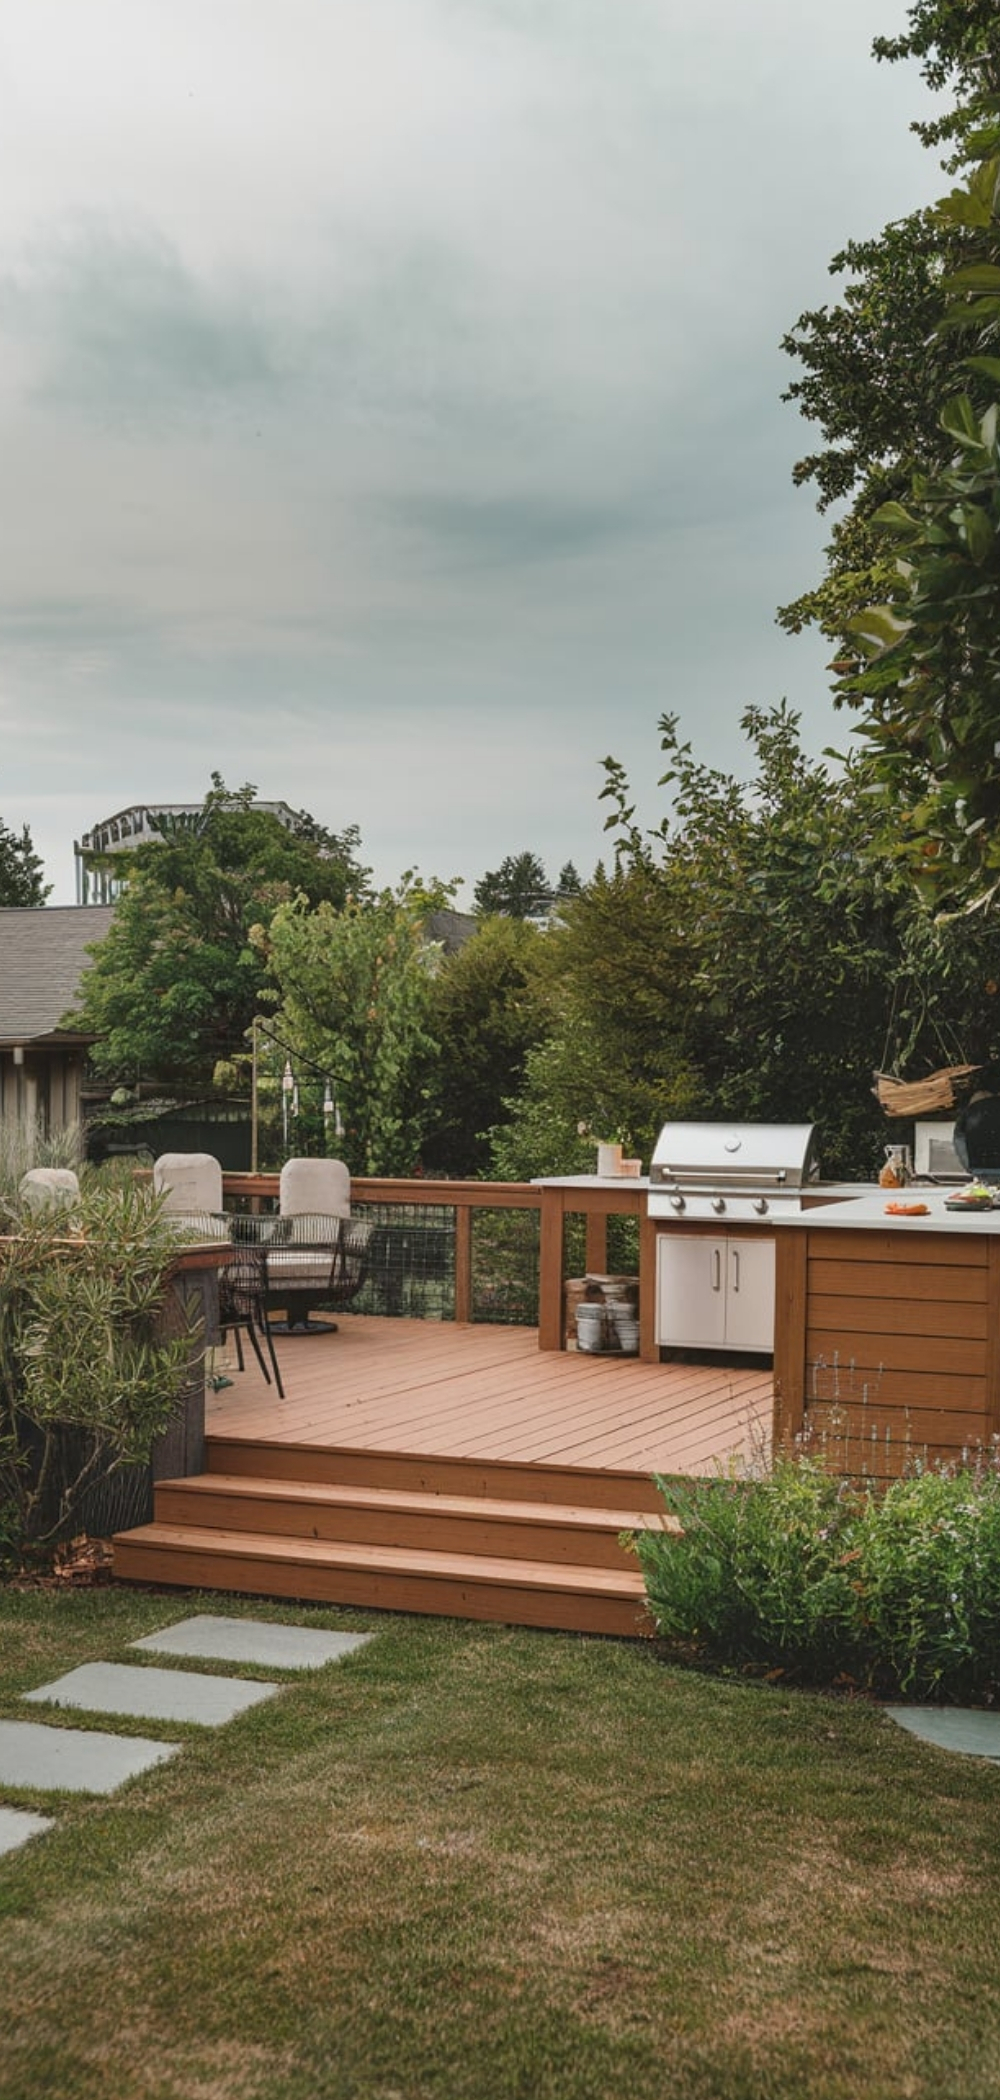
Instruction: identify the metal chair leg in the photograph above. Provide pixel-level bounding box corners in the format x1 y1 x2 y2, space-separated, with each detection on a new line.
243 1314 273 1388
260 1315 285 1400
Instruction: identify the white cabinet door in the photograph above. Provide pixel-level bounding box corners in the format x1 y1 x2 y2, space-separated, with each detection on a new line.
656 1236 727 1348
723 1235 776 1352
656 1232 776 1352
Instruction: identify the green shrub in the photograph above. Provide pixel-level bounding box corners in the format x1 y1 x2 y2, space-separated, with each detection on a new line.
635 1459 862 1682
0 1176 197 1569
633 1457 1000 1702
848 1470 1000 1701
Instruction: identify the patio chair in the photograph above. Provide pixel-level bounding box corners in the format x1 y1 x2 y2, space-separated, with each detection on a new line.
152 1152 230 1240
18 1167 81 1216
265 1157 372 1332
217 1242 285 1399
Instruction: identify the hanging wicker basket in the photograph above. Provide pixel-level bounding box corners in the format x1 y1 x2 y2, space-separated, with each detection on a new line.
873 1064 982 1119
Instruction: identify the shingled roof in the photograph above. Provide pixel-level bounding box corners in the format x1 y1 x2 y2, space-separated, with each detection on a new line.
0 907 115 1045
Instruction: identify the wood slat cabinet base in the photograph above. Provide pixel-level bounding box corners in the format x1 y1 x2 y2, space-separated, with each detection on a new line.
774 1225 1000 1475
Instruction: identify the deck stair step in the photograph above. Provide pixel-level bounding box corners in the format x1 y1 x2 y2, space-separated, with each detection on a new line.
113 1447 674 1634
111 1520 653 1638
151 1473 664 1572
204 1435 666 1513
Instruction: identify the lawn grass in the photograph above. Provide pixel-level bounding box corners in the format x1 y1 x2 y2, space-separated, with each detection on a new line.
2 1588 1000 2100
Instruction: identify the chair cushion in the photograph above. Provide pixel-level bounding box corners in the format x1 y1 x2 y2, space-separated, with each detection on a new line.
19 1168 80 1214
265 1252 334 1287
154 1152 224 1214
279 1159 350 1220
162 1211 232 1243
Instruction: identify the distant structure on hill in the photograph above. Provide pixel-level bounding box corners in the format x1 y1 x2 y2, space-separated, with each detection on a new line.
74 800 304 904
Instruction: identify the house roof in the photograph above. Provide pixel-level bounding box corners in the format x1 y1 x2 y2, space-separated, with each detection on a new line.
422 909 478 953
0 906 115 1045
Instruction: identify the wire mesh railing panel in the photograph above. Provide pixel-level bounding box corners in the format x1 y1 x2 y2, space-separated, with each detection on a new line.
349 1204 456 1321
471 1207 540 1326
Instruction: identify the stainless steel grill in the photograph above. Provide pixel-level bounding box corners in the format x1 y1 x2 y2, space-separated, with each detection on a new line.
648 1121 819 1221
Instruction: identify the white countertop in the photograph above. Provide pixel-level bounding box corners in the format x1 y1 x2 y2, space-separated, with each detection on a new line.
774 1189 1000 1235
531 1174 648 1189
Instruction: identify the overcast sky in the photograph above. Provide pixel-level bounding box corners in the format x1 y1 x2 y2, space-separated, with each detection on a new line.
0 1 945 904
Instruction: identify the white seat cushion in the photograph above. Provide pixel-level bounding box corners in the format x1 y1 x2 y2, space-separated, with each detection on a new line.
279 1159 350 1220
154 1152 224 1215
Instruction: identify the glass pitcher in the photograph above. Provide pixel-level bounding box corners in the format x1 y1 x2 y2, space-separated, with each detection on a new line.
879 1143 912 1189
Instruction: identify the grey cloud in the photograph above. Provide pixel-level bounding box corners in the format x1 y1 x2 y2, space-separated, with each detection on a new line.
0 222 284 430
388 491 646 569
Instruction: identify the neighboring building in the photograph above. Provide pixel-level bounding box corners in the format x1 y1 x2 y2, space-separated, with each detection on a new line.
74 800 304 904
0 907 114 1130
421 908 478 954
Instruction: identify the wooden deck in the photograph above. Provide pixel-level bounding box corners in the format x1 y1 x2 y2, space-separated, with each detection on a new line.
113 1317 774 1636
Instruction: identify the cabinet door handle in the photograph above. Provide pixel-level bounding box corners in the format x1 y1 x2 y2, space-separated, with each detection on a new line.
712 1247 721 1292
732 1248 740 1293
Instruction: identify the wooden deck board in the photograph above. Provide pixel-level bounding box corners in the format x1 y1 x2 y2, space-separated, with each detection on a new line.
207 1315 769 1475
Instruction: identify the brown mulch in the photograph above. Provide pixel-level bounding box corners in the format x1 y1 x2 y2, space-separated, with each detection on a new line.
7 1534 116 1591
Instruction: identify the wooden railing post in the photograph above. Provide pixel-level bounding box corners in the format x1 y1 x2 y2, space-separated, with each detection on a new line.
584 1212 609 1274
454 1204 473 1325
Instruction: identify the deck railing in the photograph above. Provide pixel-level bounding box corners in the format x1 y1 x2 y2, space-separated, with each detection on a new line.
222 1174 544 1327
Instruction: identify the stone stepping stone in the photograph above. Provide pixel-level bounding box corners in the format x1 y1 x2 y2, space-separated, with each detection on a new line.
132 1614 372 1672
0 1805 54 1857
886 1706 1000 1761
0 1719 178 1794
23 1662 277 1729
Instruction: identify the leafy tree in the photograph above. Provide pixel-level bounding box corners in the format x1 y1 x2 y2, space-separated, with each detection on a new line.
828 99 1000 909
69 779 368 1087
255 887 438 1176
0 816 49 906
473 852 552 920
422 916 551 1177
779 0 1000 643
781 3 1000 904
492 708 1000 1184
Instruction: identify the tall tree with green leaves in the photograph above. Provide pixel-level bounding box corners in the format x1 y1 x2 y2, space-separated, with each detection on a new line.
781 1 999 646
0 816 49 906
255 886 438 1176
473 852 551 920
422 916 550 1176
69 778 368 1086
782 3 1000 908
492 708 1000 1183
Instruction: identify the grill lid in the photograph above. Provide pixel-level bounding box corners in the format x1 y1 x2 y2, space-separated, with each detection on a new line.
649 1121 819 1193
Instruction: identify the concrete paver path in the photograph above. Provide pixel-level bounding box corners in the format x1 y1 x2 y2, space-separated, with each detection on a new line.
24 1662 279 1727
0 1805 54 1857
0 1719 179 1793
133 1615 372 1670
886 1706 1000 1761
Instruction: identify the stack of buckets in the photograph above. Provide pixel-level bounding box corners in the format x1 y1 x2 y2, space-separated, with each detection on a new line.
570 1275 640 1356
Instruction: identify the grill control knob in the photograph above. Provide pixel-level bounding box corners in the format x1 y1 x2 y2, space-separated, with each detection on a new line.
753 1198 769 1216
711 1196 726 1215
669 1193 686 1213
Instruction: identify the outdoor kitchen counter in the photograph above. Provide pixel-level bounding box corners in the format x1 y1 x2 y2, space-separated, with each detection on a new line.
770 1193 1000 1476
531 1177 875 1360
774 1188 1000 1232
533 1175 656 1356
